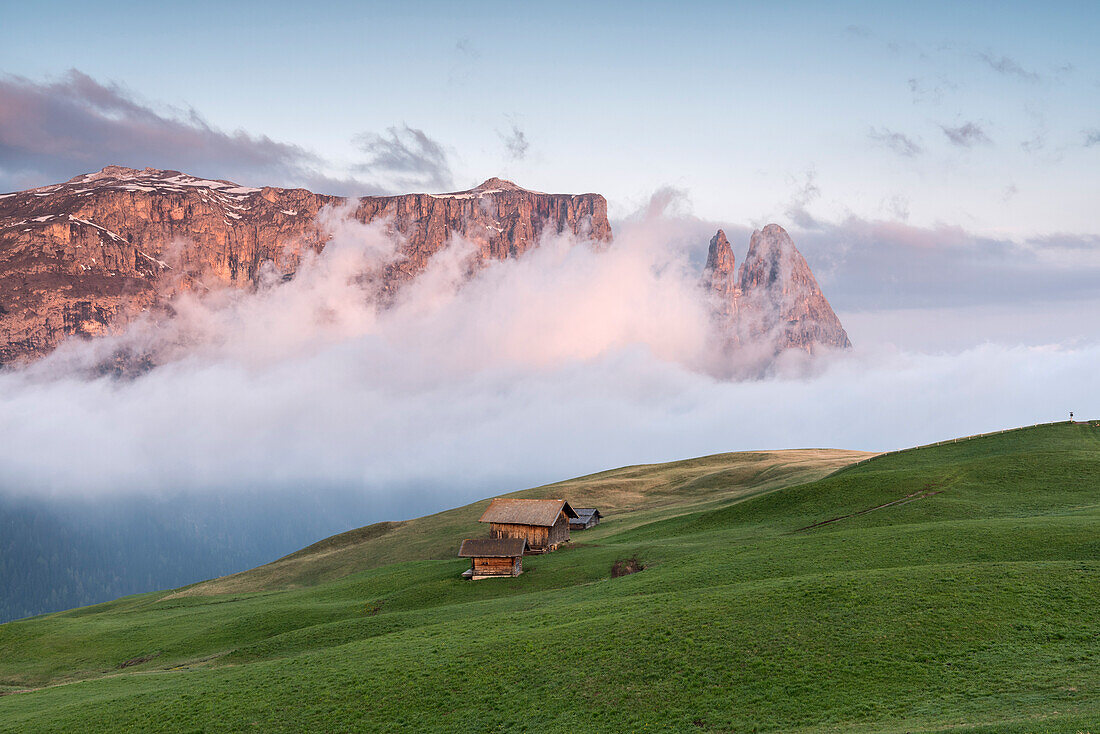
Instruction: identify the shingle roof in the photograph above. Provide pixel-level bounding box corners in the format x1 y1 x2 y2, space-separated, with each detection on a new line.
573 508 601 519
478 498 578 526
458 537 528 558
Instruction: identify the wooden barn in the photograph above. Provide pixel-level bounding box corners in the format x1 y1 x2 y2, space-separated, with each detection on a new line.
458 537 527 579
478 498 578 553
569 508 603 530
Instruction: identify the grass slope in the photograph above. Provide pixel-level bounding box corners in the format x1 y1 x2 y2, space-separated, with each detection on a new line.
173 448 863 596
1 424 1098 732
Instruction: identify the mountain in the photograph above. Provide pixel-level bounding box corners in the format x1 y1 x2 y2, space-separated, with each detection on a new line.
1 168 848 370
702 224 851 355
700 229 740 324
1 422 1097 731
0 167 611 365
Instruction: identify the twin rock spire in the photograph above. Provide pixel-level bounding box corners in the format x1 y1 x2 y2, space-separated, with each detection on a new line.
701 224 851 354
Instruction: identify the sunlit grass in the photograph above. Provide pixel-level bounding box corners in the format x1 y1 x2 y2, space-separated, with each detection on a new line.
0 423 1097 732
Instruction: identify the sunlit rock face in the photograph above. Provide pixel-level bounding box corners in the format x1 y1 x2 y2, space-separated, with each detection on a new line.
0 168 611 365
702 224 850 363
700 229 741 324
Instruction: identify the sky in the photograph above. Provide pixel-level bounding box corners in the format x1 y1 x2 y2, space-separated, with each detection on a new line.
2 1 1098 235
1 1 1099 509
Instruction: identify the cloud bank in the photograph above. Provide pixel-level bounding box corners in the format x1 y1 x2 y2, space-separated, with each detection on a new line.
0 70 374 195
0 70 465 197
353 124 455 192
1 203 1096 511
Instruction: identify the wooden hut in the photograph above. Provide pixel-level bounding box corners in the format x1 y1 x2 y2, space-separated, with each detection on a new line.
569 508 603 530
478 498 578 553
458 537 527 579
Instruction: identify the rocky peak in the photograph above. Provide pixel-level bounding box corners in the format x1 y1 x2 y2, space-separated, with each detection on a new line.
429 177 544 199
739 223 806 296
66 165 141 183
705 229 735 275
701 230 740 322
701 224 850 359
472 177 528 193
736 223 850 352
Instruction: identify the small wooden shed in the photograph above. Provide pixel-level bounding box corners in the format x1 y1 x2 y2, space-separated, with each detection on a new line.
569 508 603 530
478 498 578 553
458 537 527 579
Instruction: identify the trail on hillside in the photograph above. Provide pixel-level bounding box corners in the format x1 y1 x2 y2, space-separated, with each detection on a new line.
791 483 944 533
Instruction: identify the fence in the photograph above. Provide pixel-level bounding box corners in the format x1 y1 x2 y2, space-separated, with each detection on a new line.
839 419 1095 472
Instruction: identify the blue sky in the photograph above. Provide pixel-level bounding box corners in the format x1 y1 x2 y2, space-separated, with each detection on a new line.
2 0 1097 236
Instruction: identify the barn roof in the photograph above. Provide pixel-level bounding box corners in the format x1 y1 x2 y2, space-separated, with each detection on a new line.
458 537 528 558
574 508 602 519
478 498 578 527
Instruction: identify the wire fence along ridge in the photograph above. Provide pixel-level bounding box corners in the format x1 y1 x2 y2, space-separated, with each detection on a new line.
842 420 1098 470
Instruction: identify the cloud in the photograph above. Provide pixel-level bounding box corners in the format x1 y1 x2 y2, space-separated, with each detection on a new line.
353 124 454 192
940 122 991 147
499 124 530 161
789 218 1100 314
868 127 923 157
448 37 481 85
0 198 1096 535
1 213 1097 505
0 70 367 195
454 37 479 59
979 53 1040 82
884 195 910 221
784 170 822 229
1020 134 1045 153
1084 129 1100 147
0 200 716 498
906 75 956 105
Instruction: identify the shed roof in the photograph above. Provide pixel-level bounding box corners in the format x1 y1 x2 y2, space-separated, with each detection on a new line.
573 508 602 519
478 498 578 527
458 537 528 558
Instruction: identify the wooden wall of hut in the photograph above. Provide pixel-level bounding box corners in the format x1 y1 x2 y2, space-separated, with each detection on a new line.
489 522 548 548
472 556 522 577
489 513 571 552
548 514 570 547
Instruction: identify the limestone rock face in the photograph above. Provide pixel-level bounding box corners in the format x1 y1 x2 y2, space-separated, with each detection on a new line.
0 167 611 365
703 224 850 358
700 229 741 323
356 177 612 292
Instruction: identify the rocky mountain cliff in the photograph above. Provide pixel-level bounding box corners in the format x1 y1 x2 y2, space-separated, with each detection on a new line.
701 224 850 355
1 168 846 368
0 167 610 365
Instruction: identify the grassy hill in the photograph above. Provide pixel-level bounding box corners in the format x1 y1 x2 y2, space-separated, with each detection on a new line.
1 424 1098 732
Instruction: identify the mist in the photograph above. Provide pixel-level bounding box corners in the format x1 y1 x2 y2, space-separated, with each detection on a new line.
0 202 1096 516
3 195 1098 622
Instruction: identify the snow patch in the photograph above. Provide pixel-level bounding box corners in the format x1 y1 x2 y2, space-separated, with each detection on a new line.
67 215 129 245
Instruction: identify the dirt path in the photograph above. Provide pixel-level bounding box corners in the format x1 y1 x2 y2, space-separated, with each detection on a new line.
792 485 944 533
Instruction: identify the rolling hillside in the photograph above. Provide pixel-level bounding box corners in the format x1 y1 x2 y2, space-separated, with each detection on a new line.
1 424 1098 732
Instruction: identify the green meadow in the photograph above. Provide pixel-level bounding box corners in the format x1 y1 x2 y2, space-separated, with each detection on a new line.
1 423 1097 732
